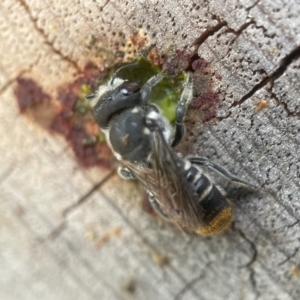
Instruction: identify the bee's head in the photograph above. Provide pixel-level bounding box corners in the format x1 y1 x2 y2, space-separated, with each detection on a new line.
89 78 141 128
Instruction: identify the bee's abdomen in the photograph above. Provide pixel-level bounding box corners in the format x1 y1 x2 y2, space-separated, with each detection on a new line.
185 165 232 235
196 180 232 235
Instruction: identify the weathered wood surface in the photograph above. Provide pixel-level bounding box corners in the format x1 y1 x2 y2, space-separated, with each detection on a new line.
1 1 300 299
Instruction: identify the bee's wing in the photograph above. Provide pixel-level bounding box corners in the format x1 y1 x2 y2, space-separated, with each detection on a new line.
125 126 204 230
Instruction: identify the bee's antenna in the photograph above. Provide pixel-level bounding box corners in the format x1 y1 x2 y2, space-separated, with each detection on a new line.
110 61 139 85
85 93 96 100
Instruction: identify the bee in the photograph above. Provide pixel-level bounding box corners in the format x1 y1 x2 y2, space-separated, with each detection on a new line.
86 62 252 235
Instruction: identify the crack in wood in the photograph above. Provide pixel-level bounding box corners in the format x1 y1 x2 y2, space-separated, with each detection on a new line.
173 262 211 300
203 127 300 241
0 70 29 95
62 171 116 217
99 0 111 12
45 171 115 240
193 21 227 48
249 268 261 300
61 234 124 300
263 188 300 229
235 207 300 275
257 253 300 299
278 247 299 266
226 20 255 38
234 227 258 268
235 44 300 106
245 0 261 12
16 203 121 299
232 187 300 270
17 0 82 73
212 20 269 65
220 20 256 58
200 0 261 52
287 220 300 228
251 20 277 39
45 222 68 240
234 220 261 299
270 92 300 117
100 189 203 299
233 199 296 299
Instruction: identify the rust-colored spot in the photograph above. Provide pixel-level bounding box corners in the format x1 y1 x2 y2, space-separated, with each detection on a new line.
94 226 122 249
14 61 114 169
173 50 209 73
121 29 149 60
50 62 113 168
151 251 170 266
215 73 222 80
147 47 164 67
163 50 217 95
291 265 300 278
130 29 147 50
163 50 200 77
14 77 54 128
190 92 220 122
191 57 209 74
51 115 112 168
255 99 269 112
162 49 222 131
14 77 51 112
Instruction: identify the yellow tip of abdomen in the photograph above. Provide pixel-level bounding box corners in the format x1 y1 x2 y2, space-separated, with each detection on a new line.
196 205 233 235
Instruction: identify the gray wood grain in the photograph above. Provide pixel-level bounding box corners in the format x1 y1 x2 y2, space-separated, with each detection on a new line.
1 1 300 299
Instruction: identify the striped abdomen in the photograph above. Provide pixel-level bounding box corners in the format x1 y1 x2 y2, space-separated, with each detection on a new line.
185 164 233 235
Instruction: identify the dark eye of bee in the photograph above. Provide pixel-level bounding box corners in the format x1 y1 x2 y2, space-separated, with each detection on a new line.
118 82 140 95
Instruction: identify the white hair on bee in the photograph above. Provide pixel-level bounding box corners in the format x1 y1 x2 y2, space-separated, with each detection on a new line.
131 107 140 113
184 159 192 171
89 77 125 108
147 110 160 120
143 127 151 135
198 183 213 203
146 110 174 145
113 151 122 161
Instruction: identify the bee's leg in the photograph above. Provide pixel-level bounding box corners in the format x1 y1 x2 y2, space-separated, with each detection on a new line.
148 194 169 219
189 157 257 189
140 73 165 105
171 74 193 147
118 166 135 180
